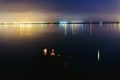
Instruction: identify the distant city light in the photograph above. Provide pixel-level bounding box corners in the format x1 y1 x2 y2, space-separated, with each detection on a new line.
100 21 102 24
72 20 83 23
39 22 45 24
100 21 103 26
59 21 68 24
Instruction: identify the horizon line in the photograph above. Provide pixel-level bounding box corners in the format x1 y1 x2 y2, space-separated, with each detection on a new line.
0 21 120 24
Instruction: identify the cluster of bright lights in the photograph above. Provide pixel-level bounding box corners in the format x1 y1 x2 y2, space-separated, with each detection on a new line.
0 22 46 24
71 20 83 23
0 20 110 25
59 21 68 24
59 20 83 24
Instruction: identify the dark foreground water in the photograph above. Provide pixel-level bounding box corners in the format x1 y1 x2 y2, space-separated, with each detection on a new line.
0 23 120 80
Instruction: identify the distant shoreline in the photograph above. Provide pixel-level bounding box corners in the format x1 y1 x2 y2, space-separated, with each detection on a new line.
0 21 119 25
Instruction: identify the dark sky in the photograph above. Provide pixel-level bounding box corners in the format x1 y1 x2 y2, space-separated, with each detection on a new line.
0 0 119 21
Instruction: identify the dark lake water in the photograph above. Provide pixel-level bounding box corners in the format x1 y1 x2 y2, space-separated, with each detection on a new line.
0 23 120 79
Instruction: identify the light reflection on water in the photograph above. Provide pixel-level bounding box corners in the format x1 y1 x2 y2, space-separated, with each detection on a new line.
0 23 120 44
59 23 84 35
0 23 120 79
59 23 120 37
0 23 120 38
0 24 53 38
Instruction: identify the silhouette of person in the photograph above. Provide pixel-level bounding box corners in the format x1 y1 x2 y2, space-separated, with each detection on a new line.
42 48 48 56
50 49 56 56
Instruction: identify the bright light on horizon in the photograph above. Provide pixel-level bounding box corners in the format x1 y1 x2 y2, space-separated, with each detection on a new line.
59 21 68 24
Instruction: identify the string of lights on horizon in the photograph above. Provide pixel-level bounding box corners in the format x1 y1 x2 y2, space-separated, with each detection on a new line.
0 20 120 25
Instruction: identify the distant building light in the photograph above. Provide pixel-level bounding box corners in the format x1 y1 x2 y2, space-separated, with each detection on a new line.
100 21 103 24
100 21 103 26
39 22 44 24
59 21 68 24
74 20 83 23
71 20 83 23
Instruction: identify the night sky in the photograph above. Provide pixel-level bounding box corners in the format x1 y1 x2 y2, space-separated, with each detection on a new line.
0 0 119 21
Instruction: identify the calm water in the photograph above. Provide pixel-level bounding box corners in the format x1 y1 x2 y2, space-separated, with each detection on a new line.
0 23 120 79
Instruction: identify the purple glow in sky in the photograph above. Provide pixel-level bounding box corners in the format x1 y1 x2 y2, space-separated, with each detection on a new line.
0 0 119 21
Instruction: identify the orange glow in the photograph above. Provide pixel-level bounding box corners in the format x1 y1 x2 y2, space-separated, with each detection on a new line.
118 22 120 31
0 23 50 39
0 11 59 22
50 22 53 26
19 24 32 36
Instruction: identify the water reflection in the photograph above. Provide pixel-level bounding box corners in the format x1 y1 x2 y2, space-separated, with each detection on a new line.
98 49 100 62
59 23 68 35
59 23 120 37
118 22 120 32
0 24 49 38
1 23 120 39
90 24 93 36
59 23 84 35
0 23 120 79
19 24 32 36
59 23 94 36
100 21 103 26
